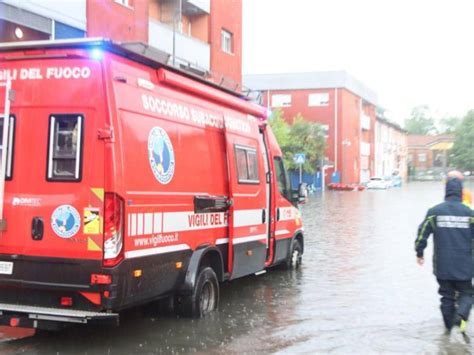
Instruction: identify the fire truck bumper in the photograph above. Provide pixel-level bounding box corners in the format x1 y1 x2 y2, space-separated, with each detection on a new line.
0 303 119 330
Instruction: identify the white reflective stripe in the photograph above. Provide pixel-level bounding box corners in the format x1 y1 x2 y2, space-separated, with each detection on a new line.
232 234 267 245
144 213 153 235
216 238 229 245
130 213 137 236
136 213 144 235
275 229 290 236
438 222 469 229
125 244 190 259
153 212 162 233
234 209 262 227
163 211 227 233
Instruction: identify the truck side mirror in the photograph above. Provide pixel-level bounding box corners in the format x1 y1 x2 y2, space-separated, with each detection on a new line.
290 182 308 206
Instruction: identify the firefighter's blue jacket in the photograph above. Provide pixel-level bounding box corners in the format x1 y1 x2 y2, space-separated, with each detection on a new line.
415 178 474 280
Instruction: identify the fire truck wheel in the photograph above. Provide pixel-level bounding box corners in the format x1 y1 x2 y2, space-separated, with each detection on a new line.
179 267 219 318
285 239 302 270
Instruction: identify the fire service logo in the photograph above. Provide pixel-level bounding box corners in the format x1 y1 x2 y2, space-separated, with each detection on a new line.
148 127 175 184
51 205 81 238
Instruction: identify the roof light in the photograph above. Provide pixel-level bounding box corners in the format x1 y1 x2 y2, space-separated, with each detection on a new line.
14 27 23 39
90 48 103 60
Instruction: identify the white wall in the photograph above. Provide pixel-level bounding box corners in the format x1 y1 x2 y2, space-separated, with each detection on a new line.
3 0 86 30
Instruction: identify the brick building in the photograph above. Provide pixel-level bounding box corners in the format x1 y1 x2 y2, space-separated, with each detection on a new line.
407 134 454 177
0 0 242 87
243 71 378 184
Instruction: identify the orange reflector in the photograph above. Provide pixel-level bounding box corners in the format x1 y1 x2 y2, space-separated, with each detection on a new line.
175 262 183 269
133 269 142 278
103 291 110 298
60 297 73 307
91 274 112 285
10 317 19 327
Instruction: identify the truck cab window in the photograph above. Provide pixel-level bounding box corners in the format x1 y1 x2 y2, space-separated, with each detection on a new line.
274 157 288 198
47 114 83 181
0 115 15 180
235 145 259 184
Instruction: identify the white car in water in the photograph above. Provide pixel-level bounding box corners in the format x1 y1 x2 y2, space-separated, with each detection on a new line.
367 177 391 189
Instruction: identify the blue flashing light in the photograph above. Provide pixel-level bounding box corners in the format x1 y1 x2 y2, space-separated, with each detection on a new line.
90 48 103 60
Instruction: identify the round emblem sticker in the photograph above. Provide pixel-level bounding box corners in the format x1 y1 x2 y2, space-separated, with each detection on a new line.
51 205 81 238
148 127 175 184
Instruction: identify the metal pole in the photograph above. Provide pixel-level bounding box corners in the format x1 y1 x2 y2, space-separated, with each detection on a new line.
299 164 302 184
321 158 325 196
0 78 12 224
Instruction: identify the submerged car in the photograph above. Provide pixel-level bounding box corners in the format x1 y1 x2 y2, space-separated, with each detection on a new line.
367 177 391 189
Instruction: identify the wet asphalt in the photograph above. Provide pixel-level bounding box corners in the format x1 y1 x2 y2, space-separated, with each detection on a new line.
0 181 472 354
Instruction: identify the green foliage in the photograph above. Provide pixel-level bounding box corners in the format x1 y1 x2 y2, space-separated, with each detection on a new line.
451 110 474 171
404 105 437 135
438 116 461 134
268 111 327 174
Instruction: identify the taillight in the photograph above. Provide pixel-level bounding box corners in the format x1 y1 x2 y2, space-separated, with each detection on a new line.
103 192 124 267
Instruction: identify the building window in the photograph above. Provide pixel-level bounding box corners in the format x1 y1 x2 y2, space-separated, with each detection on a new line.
47 114 83 181
271 94 292 108
114 0 133 8
235 145 259 184
308 93 329 106
53 21 85 40
418 153 426 162
321 124 329 138
221 29 233 53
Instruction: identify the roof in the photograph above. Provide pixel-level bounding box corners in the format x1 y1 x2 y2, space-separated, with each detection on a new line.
376 115 407 134
0 38 245 99
407 134 454 148
243 71 378 105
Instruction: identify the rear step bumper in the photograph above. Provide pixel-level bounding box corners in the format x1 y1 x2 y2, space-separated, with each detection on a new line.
0 303 119 329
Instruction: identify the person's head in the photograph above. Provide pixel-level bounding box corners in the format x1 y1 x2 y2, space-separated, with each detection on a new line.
445 177 463 202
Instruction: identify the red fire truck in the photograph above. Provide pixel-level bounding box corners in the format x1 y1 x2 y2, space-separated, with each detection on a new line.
0 39 305 330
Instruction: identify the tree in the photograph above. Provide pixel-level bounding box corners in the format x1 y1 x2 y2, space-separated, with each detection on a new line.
450 110 474 171
438 115 461 134
269 111 327 174
404 105 437 135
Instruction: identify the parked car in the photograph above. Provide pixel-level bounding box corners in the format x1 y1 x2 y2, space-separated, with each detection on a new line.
367 177 391 189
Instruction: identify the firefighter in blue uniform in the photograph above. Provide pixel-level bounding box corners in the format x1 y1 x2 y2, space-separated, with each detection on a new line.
415 176 474 334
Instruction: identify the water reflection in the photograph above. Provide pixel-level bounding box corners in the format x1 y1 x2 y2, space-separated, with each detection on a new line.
0 182 471 353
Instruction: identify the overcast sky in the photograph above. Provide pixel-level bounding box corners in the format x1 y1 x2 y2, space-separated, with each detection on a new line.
242 0 474 125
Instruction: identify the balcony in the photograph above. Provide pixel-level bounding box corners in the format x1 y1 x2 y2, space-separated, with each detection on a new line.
148 19 210 72
360 142 371 156
361 113 371 130
184 0 210 15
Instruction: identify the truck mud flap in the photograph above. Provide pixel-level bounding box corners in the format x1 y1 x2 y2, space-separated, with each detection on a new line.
0 303 119 329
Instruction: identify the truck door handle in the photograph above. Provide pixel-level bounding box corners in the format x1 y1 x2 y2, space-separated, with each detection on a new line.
32 217 44 241
262 209 266 223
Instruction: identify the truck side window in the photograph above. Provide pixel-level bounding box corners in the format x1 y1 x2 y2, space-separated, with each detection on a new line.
235 145 259 184
47 114 83 181
0 115 15 180
274 157 288 197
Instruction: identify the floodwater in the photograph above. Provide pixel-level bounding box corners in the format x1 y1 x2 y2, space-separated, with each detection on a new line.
0 181 472 354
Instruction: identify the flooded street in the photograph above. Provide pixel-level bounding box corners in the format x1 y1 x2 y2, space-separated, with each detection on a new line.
0 181 472 354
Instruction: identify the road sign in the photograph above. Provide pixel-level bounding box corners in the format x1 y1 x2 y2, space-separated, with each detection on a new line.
294 153 305 165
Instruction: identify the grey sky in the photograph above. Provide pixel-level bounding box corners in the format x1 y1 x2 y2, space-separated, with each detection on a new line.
242 0 474 125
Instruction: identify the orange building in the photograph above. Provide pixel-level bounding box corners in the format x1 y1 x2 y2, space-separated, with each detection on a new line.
244 71 378 184
0 0 242 88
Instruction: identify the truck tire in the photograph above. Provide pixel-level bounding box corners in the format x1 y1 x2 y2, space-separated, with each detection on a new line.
285 239 302 270
178 267 219 318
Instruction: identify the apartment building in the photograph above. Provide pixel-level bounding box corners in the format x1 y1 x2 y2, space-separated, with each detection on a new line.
244 71 378 184
407 134 454 176
0 0 242 87
374 113 408 181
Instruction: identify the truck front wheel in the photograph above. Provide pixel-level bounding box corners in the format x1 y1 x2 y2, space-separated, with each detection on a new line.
285 239 302 270
178 267 219 318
